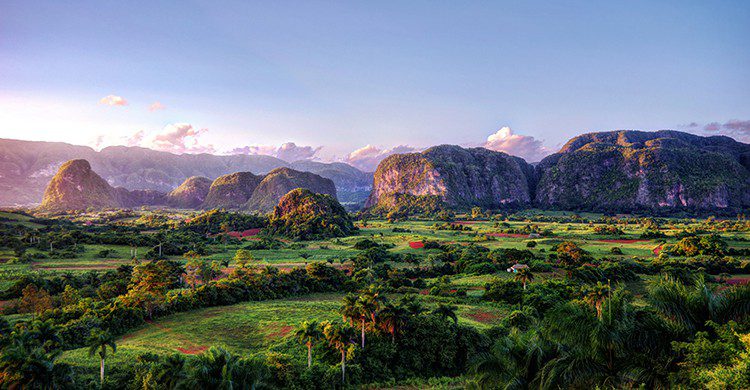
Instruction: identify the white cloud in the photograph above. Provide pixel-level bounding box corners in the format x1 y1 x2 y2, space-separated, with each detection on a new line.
483 127 551 162
344 144 418 172
148 101 165 111
99 95 128 106
229 142 322 162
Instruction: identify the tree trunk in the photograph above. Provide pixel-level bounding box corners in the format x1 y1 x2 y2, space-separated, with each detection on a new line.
100 357 105 385
523 282 527 290
307 344 312 368
341 350 346 383
361 318 366 348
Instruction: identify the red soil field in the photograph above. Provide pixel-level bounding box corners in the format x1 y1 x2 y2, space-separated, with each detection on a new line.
177 346 208 355
726 277 750 285
409 241 425 249
467 310 500 324
266 325 295 339
453 221 476 225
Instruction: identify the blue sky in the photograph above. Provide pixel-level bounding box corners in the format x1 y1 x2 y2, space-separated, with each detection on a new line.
1 1 748 169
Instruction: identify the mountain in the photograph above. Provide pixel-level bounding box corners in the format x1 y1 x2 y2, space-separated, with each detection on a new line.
0 138 371 207
534 130 750 212
289 160 373 206
201 172 262 210
366 145 536 209
244 167 337 213
266 188 356 239
39 159 121 211
165 176 213 208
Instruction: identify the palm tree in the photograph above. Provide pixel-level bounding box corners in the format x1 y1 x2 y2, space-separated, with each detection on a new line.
470 328 553 389
399 294 426 316
539 287 675 389
340 293 366 347
357 289 384 347
187 347 238 389
514 268 535 290
0 342 59 389
295 320 323 368
379 303 410 343
28 319 63 353
87 329 116 386
153 354 187 390
322 321 356 384
649 275 750 332
584 281 611 319
432 303 458 325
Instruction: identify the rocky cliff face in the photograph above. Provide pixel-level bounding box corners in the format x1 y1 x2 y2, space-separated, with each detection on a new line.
40 159 122 211
366 145 535 209
201 172 262 210
165 176 213 208
244 168 337 213
535 130 750 212
39 159 171 211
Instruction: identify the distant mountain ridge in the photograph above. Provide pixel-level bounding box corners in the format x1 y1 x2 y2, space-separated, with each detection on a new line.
0 138 372 206
367 130 750 214
40 160 338 213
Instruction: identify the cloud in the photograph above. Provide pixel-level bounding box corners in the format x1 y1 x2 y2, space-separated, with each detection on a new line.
99 95 128 106
143 123 215 154
126 130 145 147
344 144 418 172
276 142 322 162
148 101 165 111
229 142 322 162
682 119 750 141
483 126 551 162
722 119 750 134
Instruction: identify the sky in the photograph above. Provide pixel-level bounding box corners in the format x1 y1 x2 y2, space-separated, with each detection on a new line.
1 1 748 171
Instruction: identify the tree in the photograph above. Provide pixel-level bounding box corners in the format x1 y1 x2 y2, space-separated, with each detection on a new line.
295 321 323 368
87 329 116 386
233 249 255 267
584 281 611 319
322 321 356 384
340 294 366 348
555 241 592 270
0 342 67 389
27 320 63 353
649 275 750 332
60 284 81 306
432 303 458 325
515 268 535 290
18 284 53 316
379 302 410 342
152 354 187 390
186 347 237 389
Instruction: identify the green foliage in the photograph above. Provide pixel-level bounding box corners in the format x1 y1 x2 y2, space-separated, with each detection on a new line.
266 189 357 240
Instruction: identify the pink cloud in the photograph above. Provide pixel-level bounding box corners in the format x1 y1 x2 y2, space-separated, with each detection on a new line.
483 127 551 162
345 144 418 172
126 130 145 147
99 95 128 106
145 123 215 154
230 142 322 162
148 101 165 111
